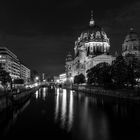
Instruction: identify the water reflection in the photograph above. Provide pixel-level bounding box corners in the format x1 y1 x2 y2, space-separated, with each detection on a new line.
0 87 140 139
55 88 74 131
61 89 67 128
55 88 110 140
55 89 140 140
68 90 73 131
35 90 39 99
35 88 47 100
55 88 60 121
76 95 109 140
0 98 30 136
42 87 47 100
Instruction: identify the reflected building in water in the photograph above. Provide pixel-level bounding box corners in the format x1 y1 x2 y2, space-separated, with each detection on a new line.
55 89 74 131
54 88 110 140
35 88 47 100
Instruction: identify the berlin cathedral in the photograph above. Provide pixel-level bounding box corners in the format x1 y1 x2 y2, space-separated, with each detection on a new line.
65 12 140 82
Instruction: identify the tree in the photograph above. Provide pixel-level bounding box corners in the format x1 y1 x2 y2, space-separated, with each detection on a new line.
0 64 12 90
74 73 85 84
78 73 86 84
74 75 78 84
13 79 24 84
95 62 112 87
125 53 139 88
111 55 128 88
87 65 99 85
87 62 112 88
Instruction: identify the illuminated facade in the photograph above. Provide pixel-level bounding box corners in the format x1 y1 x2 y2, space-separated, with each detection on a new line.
122 28 140 60
65 12 115 81
20 64 31 83
0 47 31 82
59 73 67 83
0 47 20 79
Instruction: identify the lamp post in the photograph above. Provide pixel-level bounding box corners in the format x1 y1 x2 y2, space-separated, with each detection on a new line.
35 76 39 81
35 76 39 87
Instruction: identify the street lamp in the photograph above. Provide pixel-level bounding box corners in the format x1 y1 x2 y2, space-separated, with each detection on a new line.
34 76 39 87
35 76 39 81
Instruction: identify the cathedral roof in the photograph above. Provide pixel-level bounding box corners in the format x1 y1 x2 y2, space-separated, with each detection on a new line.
66 52 73 62
124 28 139 42
76 11 109 44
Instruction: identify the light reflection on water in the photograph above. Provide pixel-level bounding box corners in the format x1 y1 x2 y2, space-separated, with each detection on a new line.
78 96 109 140
55 89 74 131
54 88 109 140
61 89 67 128
35 88 47 100
68 90 73 131
0 87 140 140
35 90 39 99
53 88 140 140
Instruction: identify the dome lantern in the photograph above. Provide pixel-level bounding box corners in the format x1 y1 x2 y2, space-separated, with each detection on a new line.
89 10 95 26
66 52 73 62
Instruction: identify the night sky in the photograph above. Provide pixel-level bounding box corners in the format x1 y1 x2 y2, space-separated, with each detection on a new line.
0 0 140 75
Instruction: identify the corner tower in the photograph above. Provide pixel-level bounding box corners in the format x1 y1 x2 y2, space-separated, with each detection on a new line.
122 28 140 59
65 52 73 79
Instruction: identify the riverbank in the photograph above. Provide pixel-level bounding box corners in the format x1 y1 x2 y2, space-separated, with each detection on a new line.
10 86 40 104
0 86 40 112
63 84 140 102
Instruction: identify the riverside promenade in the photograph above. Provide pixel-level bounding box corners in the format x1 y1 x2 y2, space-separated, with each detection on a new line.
63 84 140 103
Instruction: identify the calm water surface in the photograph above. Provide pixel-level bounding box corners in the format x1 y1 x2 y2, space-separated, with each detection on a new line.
0 87 140 140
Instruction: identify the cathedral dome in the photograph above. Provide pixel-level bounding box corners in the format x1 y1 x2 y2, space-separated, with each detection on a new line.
124 28 139 42
74 11 110 57
76 11 109 44
80 24 109 43
122 28 140 53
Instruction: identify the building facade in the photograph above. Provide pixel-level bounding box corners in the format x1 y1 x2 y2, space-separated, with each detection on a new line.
0 47 31 82
20 64 31 83
59 73 67 83
0 47 20 79
65 13 115 82
122 28 140 60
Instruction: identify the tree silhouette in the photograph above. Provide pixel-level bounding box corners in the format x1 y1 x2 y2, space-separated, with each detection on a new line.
111 55 128 88
125 53 139 88
74 73 85 84
0 64 12 90
87 62 112 87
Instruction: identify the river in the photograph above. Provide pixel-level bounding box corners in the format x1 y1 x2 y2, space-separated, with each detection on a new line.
0 87 140 140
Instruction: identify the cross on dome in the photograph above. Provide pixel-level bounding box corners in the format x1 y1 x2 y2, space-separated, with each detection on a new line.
89 10 95 26
130 27 134 31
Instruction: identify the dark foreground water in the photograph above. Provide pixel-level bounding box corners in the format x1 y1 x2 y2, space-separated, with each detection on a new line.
0 87 140 140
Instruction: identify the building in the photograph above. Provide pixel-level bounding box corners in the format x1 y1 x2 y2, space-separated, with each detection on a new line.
0 47 20 79
54 76 60 83
122 28 140 60
59 73 67 83
65 12 115 82
20 64 31 83
0 47 31 82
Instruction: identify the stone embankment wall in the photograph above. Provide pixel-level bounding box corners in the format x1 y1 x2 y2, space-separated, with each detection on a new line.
63 84 140 102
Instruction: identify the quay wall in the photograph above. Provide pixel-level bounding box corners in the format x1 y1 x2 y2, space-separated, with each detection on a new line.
63 84 140 102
